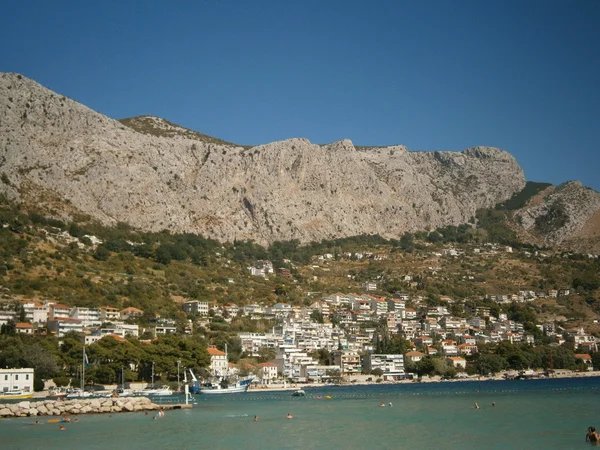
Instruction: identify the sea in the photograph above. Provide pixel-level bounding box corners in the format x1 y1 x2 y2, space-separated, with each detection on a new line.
1 377 600 450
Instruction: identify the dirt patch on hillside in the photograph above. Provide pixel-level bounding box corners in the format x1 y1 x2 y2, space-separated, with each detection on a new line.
576 208 600 238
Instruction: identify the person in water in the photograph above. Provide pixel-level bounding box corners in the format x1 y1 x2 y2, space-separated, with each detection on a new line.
474 403 480 409
379 402 385 407
59 425 66 431
254 415 259 421
586 427 600 442
286 413 293 419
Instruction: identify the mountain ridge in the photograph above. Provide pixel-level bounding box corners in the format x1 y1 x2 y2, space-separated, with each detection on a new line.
1 72 596 249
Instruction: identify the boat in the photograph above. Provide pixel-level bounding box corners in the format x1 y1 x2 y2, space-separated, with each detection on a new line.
291 389 306 397
0 389 34 400
135 385 173 396
66 388 100 399
197 376 255 395
47 388 67 399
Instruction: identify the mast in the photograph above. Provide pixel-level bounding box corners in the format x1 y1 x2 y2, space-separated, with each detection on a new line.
225 343 229 377
81 341 85 394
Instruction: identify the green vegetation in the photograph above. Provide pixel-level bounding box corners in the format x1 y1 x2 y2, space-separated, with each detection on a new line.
119 116 252 149
496 181 552 211
0 332 210 388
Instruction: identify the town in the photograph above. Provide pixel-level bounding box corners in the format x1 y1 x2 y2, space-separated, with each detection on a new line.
1 235 598 396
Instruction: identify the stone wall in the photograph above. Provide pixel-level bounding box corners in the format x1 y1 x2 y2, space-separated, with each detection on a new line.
0 396 160 418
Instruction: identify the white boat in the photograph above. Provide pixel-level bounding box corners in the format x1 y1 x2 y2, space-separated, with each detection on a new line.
135 385 173 396
47 388 68 399
197 377 254 395
0 389 34 400
66 389 97 399
291 389 306 397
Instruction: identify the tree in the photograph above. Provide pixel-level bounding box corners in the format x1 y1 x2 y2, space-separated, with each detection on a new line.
1 319 16 335
372 368 384 377
473 353 508 375
310 310 324 324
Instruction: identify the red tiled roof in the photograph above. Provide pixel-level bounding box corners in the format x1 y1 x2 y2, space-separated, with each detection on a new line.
103 334 126 342
207 347 226 356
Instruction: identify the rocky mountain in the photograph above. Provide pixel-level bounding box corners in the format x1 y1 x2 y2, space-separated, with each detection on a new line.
512 181 600 254
0 72 537 245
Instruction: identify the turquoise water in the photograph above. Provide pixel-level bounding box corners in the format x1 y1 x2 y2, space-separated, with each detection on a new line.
2 377 600 449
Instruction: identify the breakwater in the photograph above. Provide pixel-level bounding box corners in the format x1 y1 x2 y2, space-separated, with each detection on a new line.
0 396 160 418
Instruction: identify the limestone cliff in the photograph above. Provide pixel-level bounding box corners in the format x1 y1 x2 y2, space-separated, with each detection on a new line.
0 73 527 245
513 182 600 254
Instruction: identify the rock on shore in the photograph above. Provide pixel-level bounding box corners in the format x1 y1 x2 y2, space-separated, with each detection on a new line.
0 396 160 418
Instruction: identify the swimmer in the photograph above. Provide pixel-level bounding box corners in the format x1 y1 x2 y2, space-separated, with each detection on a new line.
59 425 66 431
389 402 393 407
30 420 40 425
254 415 259 422
379 402 385 407
286 413 293 419
73 418 79 423
492 402 496 407
587 427 600 442
474 403 480 409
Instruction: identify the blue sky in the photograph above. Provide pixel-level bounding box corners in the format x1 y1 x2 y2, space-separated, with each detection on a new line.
2 1 599 191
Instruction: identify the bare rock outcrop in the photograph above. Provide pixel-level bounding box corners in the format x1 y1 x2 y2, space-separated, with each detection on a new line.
0 73 527 244
514 181 600 253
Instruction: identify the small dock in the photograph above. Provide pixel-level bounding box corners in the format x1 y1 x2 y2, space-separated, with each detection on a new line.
162 403 193 410
151 396 195 410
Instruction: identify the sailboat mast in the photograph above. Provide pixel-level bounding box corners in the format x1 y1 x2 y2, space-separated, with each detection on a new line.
81 342 85 393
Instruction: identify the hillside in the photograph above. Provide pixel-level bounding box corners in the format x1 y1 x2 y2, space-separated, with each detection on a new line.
0 198 598 333
0 73 525 245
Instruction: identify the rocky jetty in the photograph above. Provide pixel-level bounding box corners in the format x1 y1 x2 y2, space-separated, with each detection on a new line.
0 396 161 418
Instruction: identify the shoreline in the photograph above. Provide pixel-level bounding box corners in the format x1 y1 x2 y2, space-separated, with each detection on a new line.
247 370 600 393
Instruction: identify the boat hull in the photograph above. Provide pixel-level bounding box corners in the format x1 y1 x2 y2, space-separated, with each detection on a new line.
198 385 250 394
0 392 34 400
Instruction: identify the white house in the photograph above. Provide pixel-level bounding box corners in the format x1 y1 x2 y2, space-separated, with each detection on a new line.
207 345 228 376
0 368 35 393
258 362 278 383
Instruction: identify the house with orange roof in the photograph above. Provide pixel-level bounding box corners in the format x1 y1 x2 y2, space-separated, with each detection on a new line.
404 308 417 319
457 343 478 356
446 356 467 369
49 303 71 320
207 345 228 376
386 298 406 313
369 296 388 315
575 353 593 370
415 336 433 348
15 322 33 335
405 351 426 363
120 307 144 320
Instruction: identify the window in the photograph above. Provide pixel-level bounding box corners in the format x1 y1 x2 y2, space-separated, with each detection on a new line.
15 375 19 380
26 374 30 380
3 375 6 381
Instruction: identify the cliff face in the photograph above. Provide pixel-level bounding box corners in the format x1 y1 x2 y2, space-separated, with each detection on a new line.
0 73 527 244
513 182 600 254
